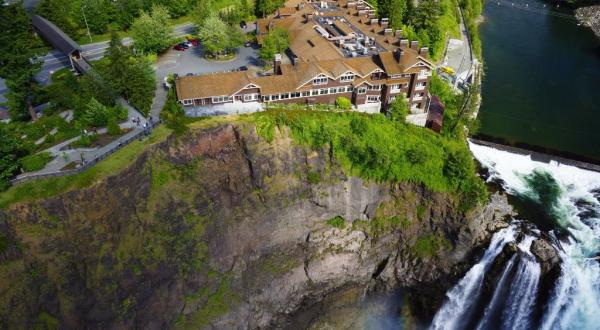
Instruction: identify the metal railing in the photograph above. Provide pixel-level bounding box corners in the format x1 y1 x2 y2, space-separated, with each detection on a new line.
10 121 161 186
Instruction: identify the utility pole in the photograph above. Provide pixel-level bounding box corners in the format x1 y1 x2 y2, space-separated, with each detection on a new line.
81 5 92 43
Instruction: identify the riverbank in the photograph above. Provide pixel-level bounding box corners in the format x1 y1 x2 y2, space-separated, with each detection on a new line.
575 5 600 38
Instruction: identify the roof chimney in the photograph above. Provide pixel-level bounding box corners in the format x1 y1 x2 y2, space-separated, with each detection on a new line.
399 38 409 47
381 18 389 29
370 18 378 25
274 54 282 75
410 40 419 50
383 28 393 36
395 48 405 63
418 46 429 57
395 29 403 38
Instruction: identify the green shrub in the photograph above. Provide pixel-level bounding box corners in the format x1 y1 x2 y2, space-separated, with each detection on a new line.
388 95 409 122
21 152 53 172
413 234 450 258
307 171 321 184
107 118 122 136
252 110 488 210
335 97 352 110
326 216 346 229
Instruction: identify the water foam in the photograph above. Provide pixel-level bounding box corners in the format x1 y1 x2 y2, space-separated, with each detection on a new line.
469 141 600 330
429 225 517 330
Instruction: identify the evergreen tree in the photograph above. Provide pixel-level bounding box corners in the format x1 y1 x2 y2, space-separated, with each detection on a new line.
0 2 45 121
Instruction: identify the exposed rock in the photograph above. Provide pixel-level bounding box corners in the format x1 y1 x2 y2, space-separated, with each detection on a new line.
531 238 561 275
0 123 513 329
575 5 600 39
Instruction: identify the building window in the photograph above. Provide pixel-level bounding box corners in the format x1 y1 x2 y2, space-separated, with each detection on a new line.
390 84 401 92
357 87 366 94
281 93 290 99
340 74 354 82
291 92 301 98
366 84 381 91
320 89 328 95
212 96 230 103
313 75 328 85
272 94 280 100
311 90 318 96
182 99 193 105
244 93 259 101
329 88 337 94
302 91 310 97
366 95 380 103
346 86 354 92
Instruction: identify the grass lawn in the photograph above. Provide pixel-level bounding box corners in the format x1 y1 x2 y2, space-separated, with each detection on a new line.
0 125 172 209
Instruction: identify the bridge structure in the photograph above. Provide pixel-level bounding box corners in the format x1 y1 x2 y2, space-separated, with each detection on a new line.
31 15 92 74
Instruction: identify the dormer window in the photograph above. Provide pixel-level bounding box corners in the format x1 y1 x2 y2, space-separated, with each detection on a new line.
340 73 354 82
313 74 328 85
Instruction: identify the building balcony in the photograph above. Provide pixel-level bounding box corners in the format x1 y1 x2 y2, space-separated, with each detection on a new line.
415 85 426 91
413 96 423 101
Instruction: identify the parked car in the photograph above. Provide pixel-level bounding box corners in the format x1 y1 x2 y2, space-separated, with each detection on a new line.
238 66 248 71
189 38 199 46
186 73 194 76
244 41 252 47
174 44 185 51
240 21 247 29
179 42 190 49
163 76 172 89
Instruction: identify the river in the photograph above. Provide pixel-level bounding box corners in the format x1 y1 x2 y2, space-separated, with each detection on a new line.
477 0 600 162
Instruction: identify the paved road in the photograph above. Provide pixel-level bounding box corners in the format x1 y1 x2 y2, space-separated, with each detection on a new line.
442 7 474 86
35 22 196 85
0 22 196 118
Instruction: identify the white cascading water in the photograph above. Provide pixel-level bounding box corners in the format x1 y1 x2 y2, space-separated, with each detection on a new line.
429 225 517 330
467 141 600 330
474 235 541 330
499 235 541 330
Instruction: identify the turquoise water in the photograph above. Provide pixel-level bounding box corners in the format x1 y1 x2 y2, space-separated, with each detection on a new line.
478 0 600 161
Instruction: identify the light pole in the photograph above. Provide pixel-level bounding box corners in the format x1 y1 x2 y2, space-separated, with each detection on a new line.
81 5 92 43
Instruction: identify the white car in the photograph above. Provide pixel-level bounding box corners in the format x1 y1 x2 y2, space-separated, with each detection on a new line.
163 77 172 89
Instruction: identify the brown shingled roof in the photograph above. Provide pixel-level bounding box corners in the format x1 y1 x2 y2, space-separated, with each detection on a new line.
175 71 254 100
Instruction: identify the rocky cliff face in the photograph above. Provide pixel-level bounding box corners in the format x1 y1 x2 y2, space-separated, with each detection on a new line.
0 123 513 329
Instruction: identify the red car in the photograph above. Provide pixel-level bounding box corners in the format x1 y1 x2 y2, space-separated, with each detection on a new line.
174 44 185 51
190 38 199 46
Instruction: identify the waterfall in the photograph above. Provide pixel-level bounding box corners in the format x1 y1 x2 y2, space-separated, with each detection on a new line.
474 235 541 330
467 141 600 330
429 225 517 330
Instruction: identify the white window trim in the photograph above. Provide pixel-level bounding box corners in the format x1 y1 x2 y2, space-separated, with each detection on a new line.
182 99 193 105
366 95 380 103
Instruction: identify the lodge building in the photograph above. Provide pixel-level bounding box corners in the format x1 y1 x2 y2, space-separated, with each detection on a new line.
175 0 435 122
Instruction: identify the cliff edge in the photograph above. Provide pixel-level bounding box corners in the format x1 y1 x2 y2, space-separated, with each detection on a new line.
0 121 513 329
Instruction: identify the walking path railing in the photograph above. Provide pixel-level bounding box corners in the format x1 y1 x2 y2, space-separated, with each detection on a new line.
10 121 161 185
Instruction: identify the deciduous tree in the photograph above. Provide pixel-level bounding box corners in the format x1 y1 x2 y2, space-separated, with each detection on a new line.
258 28 289 61
132 5 173 54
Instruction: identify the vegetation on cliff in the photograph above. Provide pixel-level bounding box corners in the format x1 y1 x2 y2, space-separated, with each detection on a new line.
253 110 487 210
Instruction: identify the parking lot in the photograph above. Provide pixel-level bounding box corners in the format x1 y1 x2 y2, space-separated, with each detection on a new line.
156 43 263 80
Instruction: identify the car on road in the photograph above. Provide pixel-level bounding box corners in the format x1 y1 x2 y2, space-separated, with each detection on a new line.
186 73 194 76
238 66 248 71
189 38 199 46
174 44 185 51
179 42 190 49
163 77 172 89
244 41 252 47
